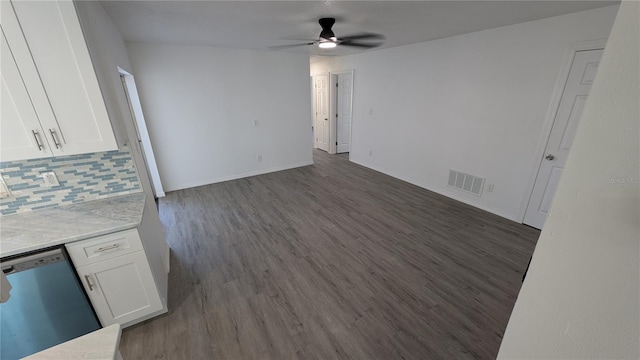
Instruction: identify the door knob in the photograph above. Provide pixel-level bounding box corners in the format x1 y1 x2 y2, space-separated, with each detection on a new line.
545 154 555 161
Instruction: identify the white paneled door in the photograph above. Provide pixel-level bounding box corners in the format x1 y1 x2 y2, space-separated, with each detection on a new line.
524 49 603 229
336 72 353 154
314 74 329 152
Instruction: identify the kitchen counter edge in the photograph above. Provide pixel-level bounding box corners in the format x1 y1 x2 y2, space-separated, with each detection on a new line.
0 192 147 258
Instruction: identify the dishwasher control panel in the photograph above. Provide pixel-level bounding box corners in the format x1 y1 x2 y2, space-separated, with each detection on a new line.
1 249 65 274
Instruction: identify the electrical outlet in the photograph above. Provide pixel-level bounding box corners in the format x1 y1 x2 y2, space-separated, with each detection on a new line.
369 150 373 156
253 120 259 127
257 155 263 162
41 172 60 187
0 175 11 199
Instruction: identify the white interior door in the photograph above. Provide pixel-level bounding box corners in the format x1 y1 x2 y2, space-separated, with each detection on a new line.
524 49 603 229
314 74 329 152
336 72 353 154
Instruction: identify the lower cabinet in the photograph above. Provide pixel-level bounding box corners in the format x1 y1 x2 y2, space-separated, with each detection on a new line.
66 229 164 327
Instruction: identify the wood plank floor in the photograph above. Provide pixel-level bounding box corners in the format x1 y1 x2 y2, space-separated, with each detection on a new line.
120 149 540 359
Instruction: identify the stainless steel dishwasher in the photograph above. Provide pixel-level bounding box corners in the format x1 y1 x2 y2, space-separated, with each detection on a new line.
0 246 101 359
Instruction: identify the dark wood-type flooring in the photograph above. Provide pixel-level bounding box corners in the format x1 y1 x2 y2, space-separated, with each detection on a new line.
120 150 540 359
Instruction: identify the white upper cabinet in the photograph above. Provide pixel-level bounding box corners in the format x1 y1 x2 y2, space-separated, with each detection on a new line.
0 0 117 161
1 29 53 160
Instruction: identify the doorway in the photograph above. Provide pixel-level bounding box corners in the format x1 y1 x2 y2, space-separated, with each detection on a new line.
311 70 354 155
119 69 165 198
524 48 604 229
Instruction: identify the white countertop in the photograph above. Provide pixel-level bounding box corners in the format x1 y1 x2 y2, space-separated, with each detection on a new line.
0 193 146 258
22 324 122 360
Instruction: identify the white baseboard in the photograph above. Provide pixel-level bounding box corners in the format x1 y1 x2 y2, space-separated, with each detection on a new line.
349 158 520 223
167 161 314 192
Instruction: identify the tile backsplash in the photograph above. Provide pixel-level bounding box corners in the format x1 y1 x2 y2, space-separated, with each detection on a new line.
0 146 141 215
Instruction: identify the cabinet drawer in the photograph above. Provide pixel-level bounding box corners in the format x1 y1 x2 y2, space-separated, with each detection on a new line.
66 229 143 267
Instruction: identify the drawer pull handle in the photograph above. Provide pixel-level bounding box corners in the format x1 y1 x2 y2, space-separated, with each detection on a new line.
94 244 120 253
32 130 44 150
49 129 61 149
84 275 94 291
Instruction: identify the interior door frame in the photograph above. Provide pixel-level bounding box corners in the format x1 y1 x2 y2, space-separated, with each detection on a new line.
311 70 355 155
518 39 607 223
119 67 165 198
330 70 355 155
310 75 315 148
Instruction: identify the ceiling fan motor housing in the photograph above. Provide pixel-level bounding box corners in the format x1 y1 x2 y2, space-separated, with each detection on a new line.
319 18 336 40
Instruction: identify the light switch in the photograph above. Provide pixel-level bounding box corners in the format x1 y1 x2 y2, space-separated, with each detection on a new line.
42 172 60 187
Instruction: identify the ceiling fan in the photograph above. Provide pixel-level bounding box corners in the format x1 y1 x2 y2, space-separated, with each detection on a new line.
270 18 384 50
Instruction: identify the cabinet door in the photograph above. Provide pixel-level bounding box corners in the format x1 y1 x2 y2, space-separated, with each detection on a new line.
0 29 53 161
76 251 163 327
11 0 117 156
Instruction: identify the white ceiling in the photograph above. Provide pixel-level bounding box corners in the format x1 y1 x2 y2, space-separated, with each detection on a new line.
100 0 618 57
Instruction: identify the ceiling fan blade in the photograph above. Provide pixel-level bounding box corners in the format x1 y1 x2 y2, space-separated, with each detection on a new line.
268 42 315 50
282 38 321 42
338 33 385 41
338 41 383 48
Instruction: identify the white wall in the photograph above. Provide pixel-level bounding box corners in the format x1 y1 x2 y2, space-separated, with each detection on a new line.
310 6 618 221
74 2 171 280
498 2 639 358
126 43 313 191
74 1 155 197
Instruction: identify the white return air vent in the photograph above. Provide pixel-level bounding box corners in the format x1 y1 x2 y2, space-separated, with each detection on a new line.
448 170 485 196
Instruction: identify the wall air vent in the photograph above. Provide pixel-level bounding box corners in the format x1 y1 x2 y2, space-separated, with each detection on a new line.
447 170 485 196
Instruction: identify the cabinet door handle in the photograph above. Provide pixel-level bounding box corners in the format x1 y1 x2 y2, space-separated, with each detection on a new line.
84 275 94 291
49 129 61 149
94 244 120 253
32 130 44 150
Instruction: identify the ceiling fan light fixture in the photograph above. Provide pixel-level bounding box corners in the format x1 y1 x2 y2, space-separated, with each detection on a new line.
318 40 337 49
